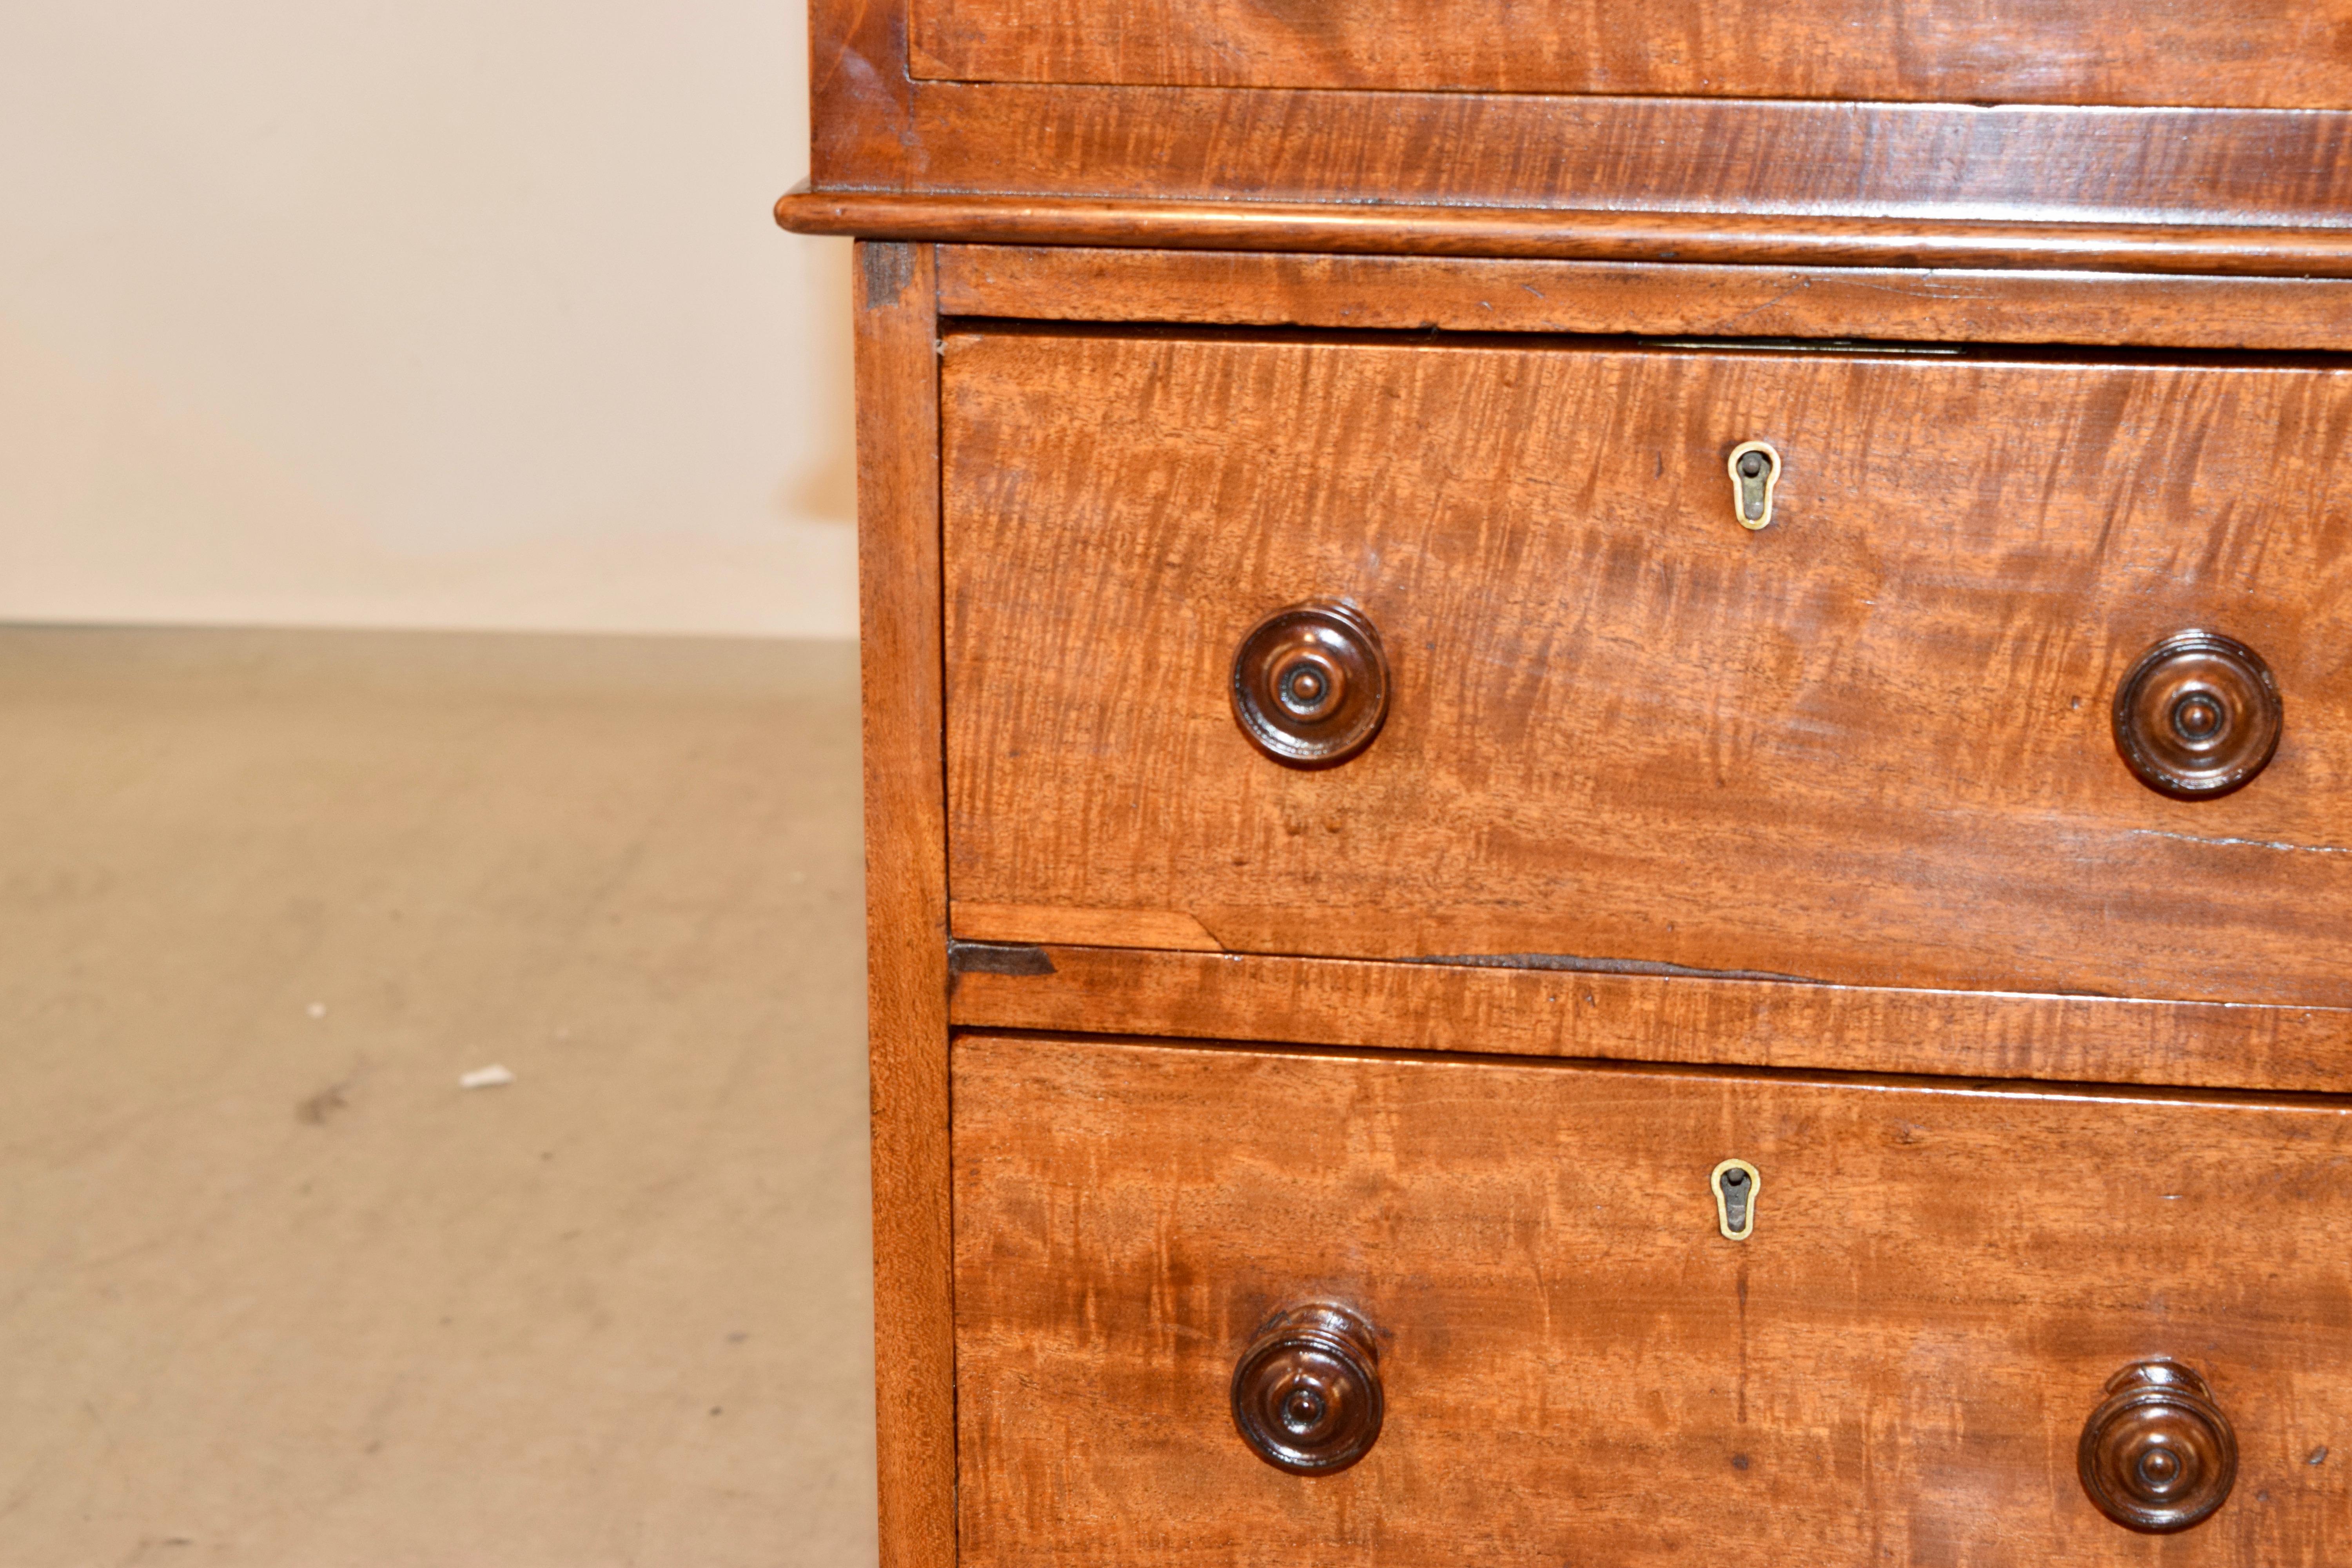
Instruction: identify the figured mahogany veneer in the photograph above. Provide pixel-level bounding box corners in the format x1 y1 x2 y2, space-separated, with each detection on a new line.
934 245 2352 353
946 943 2352 1095
911 0 2352 109
954 1033 2352 1565
942 326 2352 1009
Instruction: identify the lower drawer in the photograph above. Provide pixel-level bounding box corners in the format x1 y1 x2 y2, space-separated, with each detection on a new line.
952 1033 2352 1566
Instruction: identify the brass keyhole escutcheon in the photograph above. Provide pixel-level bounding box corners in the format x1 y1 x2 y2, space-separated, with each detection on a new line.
1711 1159 1760 1240
1728 441 1782 531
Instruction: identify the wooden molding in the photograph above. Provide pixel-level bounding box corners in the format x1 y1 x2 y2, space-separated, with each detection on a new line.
782 188 2352 279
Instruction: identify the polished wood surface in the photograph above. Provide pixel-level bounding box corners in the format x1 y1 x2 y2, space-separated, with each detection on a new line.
852 241 956 1568
912 0 2352 108
808 0 913 189
946 942 2352 1094
783 191 2352 278
943 327 2352 1008
935 245 2352 351
955 1033 2352 1564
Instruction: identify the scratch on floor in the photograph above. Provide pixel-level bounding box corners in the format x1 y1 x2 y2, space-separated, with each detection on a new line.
2127 829 2352 857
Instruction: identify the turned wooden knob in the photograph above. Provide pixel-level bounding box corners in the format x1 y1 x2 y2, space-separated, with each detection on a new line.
2112 631 2281 799
1230 600 1390 767
2078 1360 2238 1533
1230 1303 1383 1474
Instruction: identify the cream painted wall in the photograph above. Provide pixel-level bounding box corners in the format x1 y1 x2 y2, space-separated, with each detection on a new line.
0 3 855 638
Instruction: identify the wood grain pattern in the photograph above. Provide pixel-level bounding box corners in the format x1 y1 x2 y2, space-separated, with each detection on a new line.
955 1033 2352 1566
785 189 2352 278
800 86 2352 234
851 241 955 1568
911 0 2352 109
942 328 2352 1009
935 245 2352 350
946 942 2352 1095
808 0 912 188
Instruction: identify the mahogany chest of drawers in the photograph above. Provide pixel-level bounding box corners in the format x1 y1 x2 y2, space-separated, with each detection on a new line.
779 2 2352 1560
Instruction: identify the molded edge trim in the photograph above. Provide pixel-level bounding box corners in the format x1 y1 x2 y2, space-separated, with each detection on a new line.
778 186 2352 279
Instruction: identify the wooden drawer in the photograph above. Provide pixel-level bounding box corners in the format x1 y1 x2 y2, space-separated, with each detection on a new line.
944 327 2352 1008
911 0 2352 110
954 1031 2352 1564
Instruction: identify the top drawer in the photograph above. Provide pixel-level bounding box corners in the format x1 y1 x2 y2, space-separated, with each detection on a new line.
942 328 2352 1009
912 0 2352 109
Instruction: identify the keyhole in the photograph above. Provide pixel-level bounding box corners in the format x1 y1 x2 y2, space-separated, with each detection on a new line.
1720 1168 1750 1229
1711 1158 1761 1240
1728 442 1781 532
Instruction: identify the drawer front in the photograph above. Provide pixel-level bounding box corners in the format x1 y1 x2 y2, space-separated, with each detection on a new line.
909 0 2352 109
943 329 2352 1007
954 1032 2352 1565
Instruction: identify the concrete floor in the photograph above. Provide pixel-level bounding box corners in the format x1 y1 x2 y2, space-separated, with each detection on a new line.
0 628 876 1566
